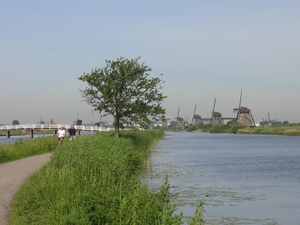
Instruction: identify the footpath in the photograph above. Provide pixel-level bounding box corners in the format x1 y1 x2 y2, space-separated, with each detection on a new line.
0 153 52 225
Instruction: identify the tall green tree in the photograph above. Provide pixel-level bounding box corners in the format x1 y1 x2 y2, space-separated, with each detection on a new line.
78 57 167 137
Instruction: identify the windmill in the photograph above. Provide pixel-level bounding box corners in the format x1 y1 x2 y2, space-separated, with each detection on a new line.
74 112 82 125
191 104 203 126
211 98 223 126
39 115 45 124
267 113 273 126
263 113 277 126
261 118 268 127
184 115 189 128
176 107 184 129
234 89 255 126
161 118 168 128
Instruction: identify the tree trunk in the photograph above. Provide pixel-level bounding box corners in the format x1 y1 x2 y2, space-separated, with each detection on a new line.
114 117 120 138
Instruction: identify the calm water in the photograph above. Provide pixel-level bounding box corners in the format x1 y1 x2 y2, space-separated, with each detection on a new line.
144 132 300 225
0 134 52 144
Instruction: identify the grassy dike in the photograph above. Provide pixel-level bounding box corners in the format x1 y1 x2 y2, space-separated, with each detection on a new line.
8 130 205 225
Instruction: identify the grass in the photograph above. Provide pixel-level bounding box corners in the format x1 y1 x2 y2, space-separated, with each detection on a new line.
202 120 245 134
0 136 58 165
8 130 205 225
200 120 300 136
237 125 300 135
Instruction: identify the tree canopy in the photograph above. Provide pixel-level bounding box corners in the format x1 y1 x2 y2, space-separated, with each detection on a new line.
12 120 20 125
78 57 167 137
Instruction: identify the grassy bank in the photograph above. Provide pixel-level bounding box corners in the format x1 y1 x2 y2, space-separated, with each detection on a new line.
202 120 245 134
0 129 54 136
0 136 57 165
237 124 300 135
201 121 300 136
9 130 204 225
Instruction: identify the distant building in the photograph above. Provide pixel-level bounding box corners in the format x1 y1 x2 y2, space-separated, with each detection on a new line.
75 119 82 125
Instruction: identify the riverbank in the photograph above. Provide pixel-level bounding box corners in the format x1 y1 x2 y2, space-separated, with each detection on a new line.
237 125 300 135
8 130 204 225
199 120 300 136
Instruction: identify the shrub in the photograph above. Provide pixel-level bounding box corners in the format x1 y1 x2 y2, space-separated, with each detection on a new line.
186 125 199 132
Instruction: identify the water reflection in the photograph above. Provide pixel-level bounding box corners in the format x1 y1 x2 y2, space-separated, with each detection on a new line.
0 134 53 144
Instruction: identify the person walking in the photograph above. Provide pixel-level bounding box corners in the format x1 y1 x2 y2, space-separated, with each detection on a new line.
68 125 77 140
57 126 65 144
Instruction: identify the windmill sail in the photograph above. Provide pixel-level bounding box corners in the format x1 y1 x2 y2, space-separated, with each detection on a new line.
176 107 184 129
191 104 197 125
235 89 255 126
211 98 223 126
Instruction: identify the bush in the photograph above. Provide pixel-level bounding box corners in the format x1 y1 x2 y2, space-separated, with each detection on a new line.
186 125 199 132
207 120 244 134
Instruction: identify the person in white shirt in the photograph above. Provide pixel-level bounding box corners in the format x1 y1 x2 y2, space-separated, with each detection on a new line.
57 126 65 144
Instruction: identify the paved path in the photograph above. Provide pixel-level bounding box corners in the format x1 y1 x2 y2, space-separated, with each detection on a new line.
0 153 52 225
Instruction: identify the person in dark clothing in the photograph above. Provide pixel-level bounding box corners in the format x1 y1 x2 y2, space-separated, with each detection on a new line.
68 125 77 140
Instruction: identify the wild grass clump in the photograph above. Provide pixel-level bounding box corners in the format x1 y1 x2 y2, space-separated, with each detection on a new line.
237 125 300 136
284 129 300 136
252 127 285 135
9 130 204 225
207 120 245 134
0 136 57 164
186 125 200 132
204 121 300 136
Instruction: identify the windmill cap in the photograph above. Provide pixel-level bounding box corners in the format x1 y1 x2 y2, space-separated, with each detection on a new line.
239 107 250 113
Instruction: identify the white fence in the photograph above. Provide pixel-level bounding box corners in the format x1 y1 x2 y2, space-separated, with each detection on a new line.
0 124 111 132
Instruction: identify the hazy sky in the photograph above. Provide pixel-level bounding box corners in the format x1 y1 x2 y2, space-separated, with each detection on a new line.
1 0 300 125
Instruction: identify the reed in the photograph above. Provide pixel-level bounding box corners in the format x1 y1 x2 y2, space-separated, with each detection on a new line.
206 120 245 134
8 130 205 225
0 136 57 164
201 120 300 136
237 126 300 136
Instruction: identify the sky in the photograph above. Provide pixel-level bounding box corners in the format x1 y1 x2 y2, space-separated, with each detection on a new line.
1 0 300 125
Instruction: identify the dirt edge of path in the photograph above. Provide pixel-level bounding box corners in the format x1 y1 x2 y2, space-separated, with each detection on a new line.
0 153 52 225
